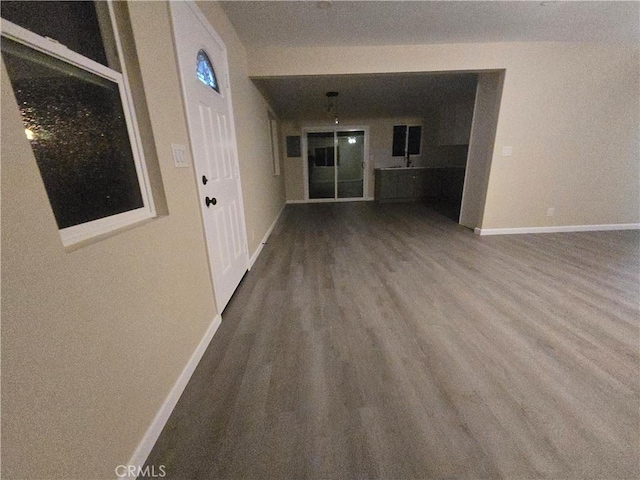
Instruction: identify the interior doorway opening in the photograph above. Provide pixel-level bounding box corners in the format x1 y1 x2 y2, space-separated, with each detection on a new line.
254 70 504 224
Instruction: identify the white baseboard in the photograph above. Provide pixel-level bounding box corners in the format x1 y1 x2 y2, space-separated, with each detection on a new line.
474 223 640 236
249 204 285 270
119 314 222 479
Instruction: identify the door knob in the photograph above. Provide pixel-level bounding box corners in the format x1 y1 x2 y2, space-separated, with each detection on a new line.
205 197 217 207
202 175 208 185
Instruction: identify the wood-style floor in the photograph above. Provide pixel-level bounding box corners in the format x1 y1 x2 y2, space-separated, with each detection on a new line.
146 202 639 479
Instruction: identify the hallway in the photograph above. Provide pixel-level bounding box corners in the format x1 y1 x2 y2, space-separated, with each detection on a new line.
145 202 639 479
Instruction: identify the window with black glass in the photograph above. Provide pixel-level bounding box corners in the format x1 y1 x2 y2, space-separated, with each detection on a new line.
2 37 144 229
392 125 422 156
1 0 154 245
0 1 112 66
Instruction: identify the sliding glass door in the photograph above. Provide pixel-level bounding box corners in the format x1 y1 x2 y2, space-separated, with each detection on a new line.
307 131 336 199
336 130 365 198
306 128 366 200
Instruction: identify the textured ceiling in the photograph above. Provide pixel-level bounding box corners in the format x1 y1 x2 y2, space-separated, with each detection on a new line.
220 1 639 48
253 72 479 120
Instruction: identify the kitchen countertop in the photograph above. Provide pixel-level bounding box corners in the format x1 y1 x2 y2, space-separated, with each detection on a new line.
375 166 465 171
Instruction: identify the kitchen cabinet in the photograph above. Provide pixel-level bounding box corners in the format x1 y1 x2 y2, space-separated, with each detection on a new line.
376 169 401 199
374 167 465 203
374 168 440 202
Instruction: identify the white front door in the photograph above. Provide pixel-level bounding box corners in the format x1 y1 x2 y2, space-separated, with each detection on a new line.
171 2 249 312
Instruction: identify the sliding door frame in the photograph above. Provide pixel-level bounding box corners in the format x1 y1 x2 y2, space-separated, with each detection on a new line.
302 125 370 203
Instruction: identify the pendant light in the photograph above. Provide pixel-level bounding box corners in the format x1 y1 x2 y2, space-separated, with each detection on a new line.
326 91 339 125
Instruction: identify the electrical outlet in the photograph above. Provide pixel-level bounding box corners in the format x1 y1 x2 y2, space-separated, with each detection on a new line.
547 207 555 217
501 146 513 157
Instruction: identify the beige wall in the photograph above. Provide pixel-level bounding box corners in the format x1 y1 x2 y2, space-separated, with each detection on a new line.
250 42 640 228
460 71 505 229
1 1 284 478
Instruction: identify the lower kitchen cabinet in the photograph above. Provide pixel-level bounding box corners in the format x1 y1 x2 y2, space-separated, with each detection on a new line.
374 167 464 203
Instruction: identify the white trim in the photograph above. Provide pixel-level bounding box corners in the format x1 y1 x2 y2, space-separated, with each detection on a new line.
2 10 156 248
302 132 310 200
59 208 154 246
474 223 640 236
107 1 156 219
119 314 223 479
249 203 285 270
1 18 122 82
269 116 281 176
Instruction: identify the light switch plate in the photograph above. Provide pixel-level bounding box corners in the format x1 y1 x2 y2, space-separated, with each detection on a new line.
171 143 189 168
502 146 513 157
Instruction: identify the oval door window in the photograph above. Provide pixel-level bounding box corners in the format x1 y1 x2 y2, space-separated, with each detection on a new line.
196 49 220 93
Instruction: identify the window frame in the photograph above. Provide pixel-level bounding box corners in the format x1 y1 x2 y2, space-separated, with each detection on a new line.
392 124 422 157
196 49 220 93
268 113 280 176
1 2 155 247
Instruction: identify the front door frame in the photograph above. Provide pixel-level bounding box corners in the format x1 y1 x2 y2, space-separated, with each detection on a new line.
302 125 370 202
170 1 250 311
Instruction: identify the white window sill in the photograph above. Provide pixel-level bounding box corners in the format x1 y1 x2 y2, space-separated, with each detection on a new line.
61 208 156 250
